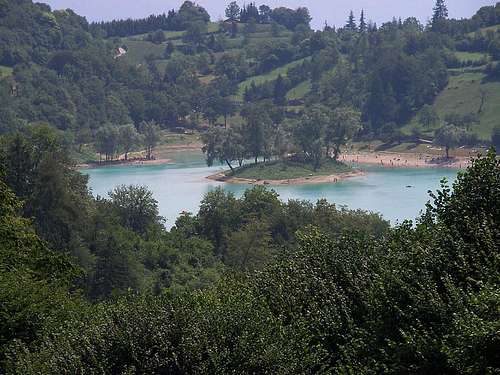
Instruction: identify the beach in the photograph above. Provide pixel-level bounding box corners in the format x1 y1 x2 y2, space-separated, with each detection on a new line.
78 158 173 169
207 169 364 185
340 151 471 169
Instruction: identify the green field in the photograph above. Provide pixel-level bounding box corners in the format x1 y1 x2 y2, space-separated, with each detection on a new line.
237 57 309 98
230 159 352 180
121 40 166 65
467 24 500 36
163 30 186 40
0 65 13 78
207 22 220 33
454 51 489 64
404 71 500 141
286 80 311 100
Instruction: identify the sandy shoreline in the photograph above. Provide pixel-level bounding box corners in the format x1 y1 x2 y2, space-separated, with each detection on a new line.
78 144 474 174
207 169 365 185
78 158 173 169
206 149 472 185
341 152 471 169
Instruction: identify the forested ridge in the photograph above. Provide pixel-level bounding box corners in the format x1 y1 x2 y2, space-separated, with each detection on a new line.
0 0 499 373
1 0 500 165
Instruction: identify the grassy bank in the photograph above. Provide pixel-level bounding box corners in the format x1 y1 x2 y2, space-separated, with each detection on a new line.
229 159 352 180
403 70 500 141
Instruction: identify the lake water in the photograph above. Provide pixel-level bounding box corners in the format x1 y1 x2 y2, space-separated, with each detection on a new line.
84 151 459 228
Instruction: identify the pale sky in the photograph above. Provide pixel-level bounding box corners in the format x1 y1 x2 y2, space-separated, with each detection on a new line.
42 0 497 29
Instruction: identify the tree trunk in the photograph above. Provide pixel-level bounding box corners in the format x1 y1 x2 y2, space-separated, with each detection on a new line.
225 159 234 173
255 156 258 164
333 146 339 161
314 156 320 171
445 146 449 159
478 91 486 114
224 114 227 129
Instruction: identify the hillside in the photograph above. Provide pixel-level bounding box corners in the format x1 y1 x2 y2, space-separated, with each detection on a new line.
0 1 499 373
107 5 500 145
0 0 500 163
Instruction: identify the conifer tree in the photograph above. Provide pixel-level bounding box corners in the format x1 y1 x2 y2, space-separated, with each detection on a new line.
346 11 357 32
359 10 367 33
225 1 240 22
431 0 448 31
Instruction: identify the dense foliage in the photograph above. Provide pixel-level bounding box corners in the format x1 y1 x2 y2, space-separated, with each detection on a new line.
1 0 499 162
0 1 499 371
0 126 388 301
1 150 498 373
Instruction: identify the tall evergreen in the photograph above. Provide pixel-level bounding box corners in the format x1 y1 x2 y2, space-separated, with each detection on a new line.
273 74 288 106
346 10 357 32
431 0 448 31
240 3 259 23
225 1 240 22
359 9 367 33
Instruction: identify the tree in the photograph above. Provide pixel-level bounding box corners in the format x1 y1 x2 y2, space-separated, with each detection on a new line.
226 220 272 271
270 20 281 36
294 7 312 28
326 106 362 160
359 10 367 33
220 97 236 128
292 23 312 44
432 0 448 31
164 42 175 58
241 103 273 164
270 7 311 30
0 172 82 364
183 21 208 50
273 74 288 105
1 134 35 198
197 187 240 254
139 121 160 160
95 125 119 161
346 10 357 32
491 125 500 152
177 1 211 28
201 126 243 172
118 124 141 161
29 153 89 253
243 17 257 35
444 112 479 131
151 30 166 44
240 2 260 23
434 124 463 158
419 105 440 128
225 1 240 22
108 185 161 235
294 105 329 170
259 5 272 23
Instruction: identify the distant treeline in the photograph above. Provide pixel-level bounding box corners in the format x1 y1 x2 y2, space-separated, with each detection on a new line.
91 1 210 37
91 1 312 38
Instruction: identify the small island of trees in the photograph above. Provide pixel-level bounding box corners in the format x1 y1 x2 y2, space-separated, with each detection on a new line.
202 101 362 181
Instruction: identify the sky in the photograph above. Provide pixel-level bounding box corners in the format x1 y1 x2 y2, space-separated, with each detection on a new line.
42 0 498 29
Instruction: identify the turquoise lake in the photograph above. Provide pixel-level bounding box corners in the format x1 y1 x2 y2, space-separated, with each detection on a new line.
84 151 460 228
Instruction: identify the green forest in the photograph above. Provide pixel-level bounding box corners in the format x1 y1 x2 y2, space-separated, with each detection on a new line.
0 0 499 373
1 0 500 167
